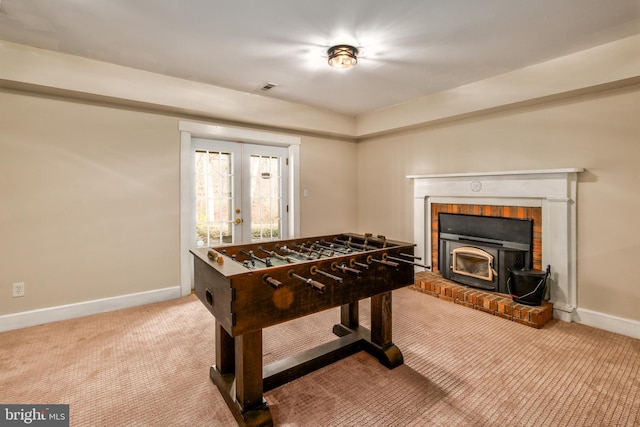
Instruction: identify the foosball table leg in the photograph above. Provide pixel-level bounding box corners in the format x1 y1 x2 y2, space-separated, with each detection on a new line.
210 322 273 427
331 292 404 369
332 302 359 337
369 292 404 369
215 321 235 375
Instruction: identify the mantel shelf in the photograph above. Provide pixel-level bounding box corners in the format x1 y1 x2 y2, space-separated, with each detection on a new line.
407 168 584 180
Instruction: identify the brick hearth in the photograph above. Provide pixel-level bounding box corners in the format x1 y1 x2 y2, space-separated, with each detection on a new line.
410 271 553 328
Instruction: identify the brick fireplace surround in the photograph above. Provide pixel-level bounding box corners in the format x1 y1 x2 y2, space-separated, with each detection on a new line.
430 203 542 272
408 168 582 326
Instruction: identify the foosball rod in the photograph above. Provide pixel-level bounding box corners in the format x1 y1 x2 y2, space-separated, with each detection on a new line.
334 237 368 250
292 243 328 259
315 240 352 254
384 255 431 270
327 239 361 252
275 244 312 260
307 243 336 258
334 233 381 250
349 258 370 270
312 244 335 258
257 246 293 263
367 255 399 270
375 234 389 248
288 270 326 294
230 254 252 269
239 249 272 267
399 252 422 260
331 262 362 277
310 265 343 283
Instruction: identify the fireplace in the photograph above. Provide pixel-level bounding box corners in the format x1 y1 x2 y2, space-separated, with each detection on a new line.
409 168 582 321
438 213 533 294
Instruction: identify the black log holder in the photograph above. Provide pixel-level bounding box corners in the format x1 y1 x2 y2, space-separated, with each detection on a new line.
507 265 551 306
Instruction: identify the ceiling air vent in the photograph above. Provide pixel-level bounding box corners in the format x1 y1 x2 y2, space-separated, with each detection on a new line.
261 82 278 91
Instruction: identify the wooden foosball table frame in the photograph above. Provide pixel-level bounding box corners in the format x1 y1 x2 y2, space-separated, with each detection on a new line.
191 233 418 426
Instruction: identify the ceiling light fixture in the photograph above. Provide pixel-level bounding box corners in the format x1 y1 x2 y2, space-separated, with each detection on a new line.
327 45 358 69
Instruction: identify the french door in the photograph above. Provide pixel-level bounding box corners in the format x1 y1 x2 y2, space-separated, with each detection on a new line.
192 138 288 247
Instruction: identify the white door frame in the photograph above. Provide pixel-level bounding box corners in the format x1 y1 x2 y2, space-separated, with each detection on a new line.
179 121 301 296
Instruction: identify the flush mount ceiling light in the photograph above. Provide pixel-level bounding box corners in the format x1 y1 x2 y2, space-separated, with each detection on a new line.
327 45 359 69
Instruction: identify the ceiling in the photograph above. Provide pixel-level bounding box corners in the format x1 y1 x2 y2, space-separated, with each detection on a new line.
0 0 638 116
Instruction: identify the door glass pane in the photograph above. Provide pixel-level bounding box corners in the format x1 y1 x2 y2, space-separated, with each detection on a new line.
250 154 281 241
195 150 234 246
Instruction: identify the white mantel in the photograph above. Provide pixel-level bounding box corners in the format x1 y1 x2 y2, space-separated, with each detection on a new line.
408 168 583 322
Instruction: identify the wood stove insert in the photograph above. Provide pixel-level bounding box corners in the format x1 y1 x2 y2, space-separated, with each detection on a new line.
438 213 533 294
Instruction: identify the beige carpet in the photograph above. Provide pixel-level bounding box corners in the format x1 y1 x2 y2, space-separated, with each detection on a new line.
1 288 638 426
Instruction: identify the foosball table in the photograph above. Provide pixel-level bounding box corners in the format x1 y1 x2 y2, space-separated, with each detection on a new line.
191 232 425 426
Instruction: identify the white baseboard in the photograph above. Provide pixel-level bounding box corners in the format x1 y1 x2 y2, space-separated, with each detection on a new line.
574 308 640 340
0 286 182 332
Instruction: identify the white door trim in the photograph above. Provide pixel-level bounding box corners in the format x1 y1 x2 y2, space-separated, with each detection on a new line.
179 121 301 296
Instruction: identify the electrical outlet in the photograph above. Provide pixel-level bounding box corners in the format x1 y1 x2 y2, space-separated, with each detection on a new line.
12 282 25 298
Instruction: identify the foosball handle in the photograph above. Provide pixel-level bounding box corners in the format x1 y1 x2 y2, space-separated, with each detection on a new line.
307 279 326 294
262 274 282 289
288 270 326 294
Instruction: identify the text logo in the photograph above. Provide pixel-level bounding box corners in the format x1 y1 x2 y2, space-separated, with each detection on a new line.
1 405 69 426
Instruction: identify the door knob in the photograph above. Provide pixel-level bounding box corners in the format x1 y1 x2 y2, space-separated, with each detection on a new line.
234 218 243 225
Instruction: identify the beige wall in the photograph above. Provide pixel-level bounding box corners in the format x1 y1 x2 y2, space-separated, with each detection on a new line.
0 90 356 315
299 135 358 236
356 85 640 322
0 91 180 314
